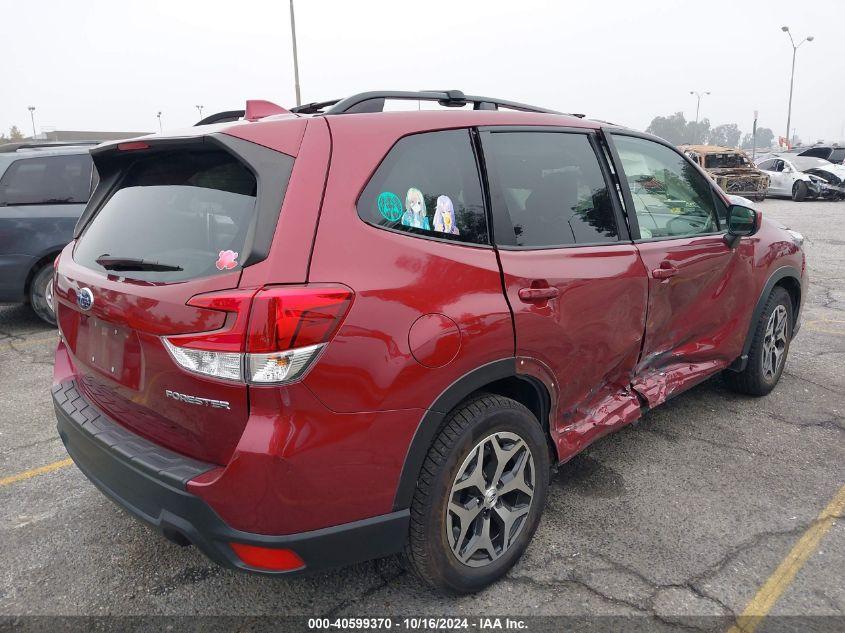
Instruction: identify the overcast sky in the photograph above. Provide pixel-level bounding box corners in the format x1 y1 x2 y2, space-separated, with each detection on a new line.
4 0 844 143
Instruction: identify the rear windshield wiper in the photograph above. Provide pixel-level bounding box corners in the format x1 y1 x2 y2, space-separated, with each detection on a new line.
95 255 183 272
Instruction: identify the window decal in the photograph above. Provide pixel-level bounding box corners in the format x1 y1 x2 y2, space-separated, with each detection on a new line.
216 250 239 270
433 195 460 235
377 191 403 222
402 187 430 230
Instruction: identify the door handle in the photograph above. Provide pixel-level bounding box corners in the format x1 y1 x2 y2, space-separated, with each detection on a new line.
652 263 678 279
518 286 560 302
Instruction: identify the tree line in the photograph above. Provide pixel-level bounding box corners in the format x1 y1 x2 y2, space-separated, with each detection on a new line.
0 126 26 144
645 112 780 150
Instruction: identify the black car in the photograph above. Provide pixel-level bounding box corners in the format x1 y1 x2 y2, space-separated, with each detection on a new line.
797 145 845 165
0 142 99 324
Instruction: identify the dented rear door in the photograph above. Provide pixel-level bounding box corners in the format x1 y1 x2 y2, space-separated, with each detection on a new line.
480 127 648 455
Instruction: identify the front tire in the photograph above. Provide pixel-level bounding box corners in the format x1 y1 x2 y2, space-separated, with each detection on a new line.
29 263 57 326
792 181 808 202
723 286 792 396
403 394 550 594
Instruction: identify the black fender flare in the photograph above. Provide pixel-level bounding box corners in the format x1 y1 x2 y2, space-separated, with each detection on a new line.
391 358 548 511
730 265 802 372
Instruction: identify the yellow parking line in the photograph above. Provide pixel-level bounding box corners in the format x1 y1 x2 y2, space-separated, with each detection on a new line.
727 484 845 633
0 458 73 487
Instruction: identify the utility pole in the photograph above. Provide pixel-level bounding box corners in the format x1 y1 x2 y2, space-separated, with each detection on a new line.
781 26 813 151
27 106 36 138
689 90 710 143
156 111 162 133
196 105 204 119
289 0 301 106
752 110 758 161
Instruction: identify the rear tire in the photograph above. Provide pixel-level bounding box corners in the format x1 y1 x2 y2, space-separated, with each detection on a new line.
402 394 550 594
29 263 56 326
792 181 808 202
723 286 792 396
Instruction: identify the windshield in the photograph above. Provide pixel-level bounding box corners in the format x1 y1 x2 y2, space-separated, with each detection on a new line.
704 153 751 169
74 149 257 282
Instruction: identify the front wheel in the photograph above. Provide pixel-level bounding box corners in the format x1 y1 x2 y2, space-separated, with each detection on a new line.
723 286 792 396
403 394 550 594
29 263 57 326
792 181 808 202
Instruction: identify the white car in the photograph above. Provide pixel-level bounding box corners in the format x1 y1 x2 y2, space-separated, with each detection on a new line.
755 155 819 201
790 156 845 200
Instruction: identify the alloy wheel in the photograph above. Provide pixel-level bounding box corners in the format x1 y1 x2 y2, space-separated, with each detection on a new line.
446 431 535 567
762 304 788 380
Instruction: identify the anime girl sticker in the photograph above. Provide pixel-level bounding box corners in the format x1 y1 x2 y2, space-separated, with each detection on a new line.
401 187 430 230
433 195 460 235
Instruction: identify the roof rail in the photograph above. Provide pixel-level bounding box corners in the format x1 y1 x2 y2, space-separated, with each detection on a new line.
290 99 342 114
195 91 566 125
0 141 103 153
320 90 561 115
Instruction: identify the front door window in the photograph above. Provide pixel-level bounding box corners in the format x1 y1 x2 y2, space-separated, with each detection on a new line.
611 135 719 239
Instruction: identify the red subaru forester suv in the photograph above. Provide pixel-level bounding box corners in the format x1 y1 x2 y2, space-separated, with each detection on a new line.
52 91 807 593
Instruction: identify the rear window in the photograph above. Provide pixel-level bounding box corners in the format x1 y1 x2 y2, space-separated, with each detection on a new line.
74 149 259 282
704 153 750 169
0 154 93 205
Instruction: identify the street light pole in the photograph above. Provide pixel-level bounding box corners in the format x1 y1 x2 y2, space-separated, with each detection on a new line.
289 0 301 106
156 111 162 133
27 106 36 138
689 91 710 143
196 105 204 119
781 26 813 150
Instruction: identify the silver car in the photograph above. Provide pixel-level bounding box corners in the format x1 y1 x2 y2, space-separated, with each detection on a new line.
755 155 818 201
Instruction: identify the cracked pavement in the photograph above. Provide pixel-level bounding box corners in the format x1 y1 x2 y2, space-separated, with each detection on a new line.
0 198 842 628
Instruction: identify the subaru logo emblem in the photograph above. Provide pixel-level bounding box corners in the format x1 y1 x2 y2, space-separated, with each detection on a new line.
77 287 94 311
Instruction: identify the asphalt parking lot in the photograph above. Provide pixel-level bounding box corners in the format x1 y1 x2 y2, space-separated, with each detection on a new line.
0 198 842 630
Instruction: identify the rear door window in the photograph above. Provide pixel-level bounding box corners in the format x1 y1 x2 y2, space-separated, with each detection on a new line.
74 149 263 282
0 154 93 205
482 131 619 247
357 130 489 245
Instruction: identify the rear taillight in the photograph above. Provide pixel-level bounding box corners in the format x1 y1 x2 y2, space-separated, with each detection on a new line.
162 285 353 385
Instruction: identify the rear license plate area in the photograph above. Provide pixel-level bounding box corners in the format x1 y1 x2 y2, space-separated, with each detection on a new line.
77 317 141 388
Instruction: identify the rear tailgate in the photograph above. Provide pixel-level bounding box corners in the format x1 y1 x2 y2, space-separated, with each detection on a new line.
55 128 301 465
55 259 247 465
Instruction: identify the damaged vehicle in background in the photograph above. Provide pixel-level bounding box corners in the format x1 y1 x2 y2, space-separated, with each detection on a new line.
789 156 845 200
680 145 768 202
755 154 844 201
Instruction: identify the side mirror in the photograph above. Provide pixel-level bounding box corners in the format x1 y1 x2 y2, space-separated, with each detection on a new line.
724 204 759 246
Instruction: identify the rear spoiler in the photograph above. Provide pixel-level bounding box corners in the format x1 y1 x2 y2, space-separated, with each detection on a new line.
195 100 292 126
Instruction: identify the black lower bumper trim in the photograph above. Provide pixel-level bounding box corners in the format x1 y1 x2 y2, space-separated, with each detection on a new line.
53 379 409 574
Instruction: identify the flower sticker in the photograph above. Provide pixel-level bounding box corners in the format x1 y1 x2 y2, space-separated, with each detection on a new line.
216 250 239 270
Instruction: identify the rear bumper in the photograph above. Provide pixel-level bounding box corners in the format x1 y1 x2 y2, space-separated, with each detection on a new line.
53 379 409 575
